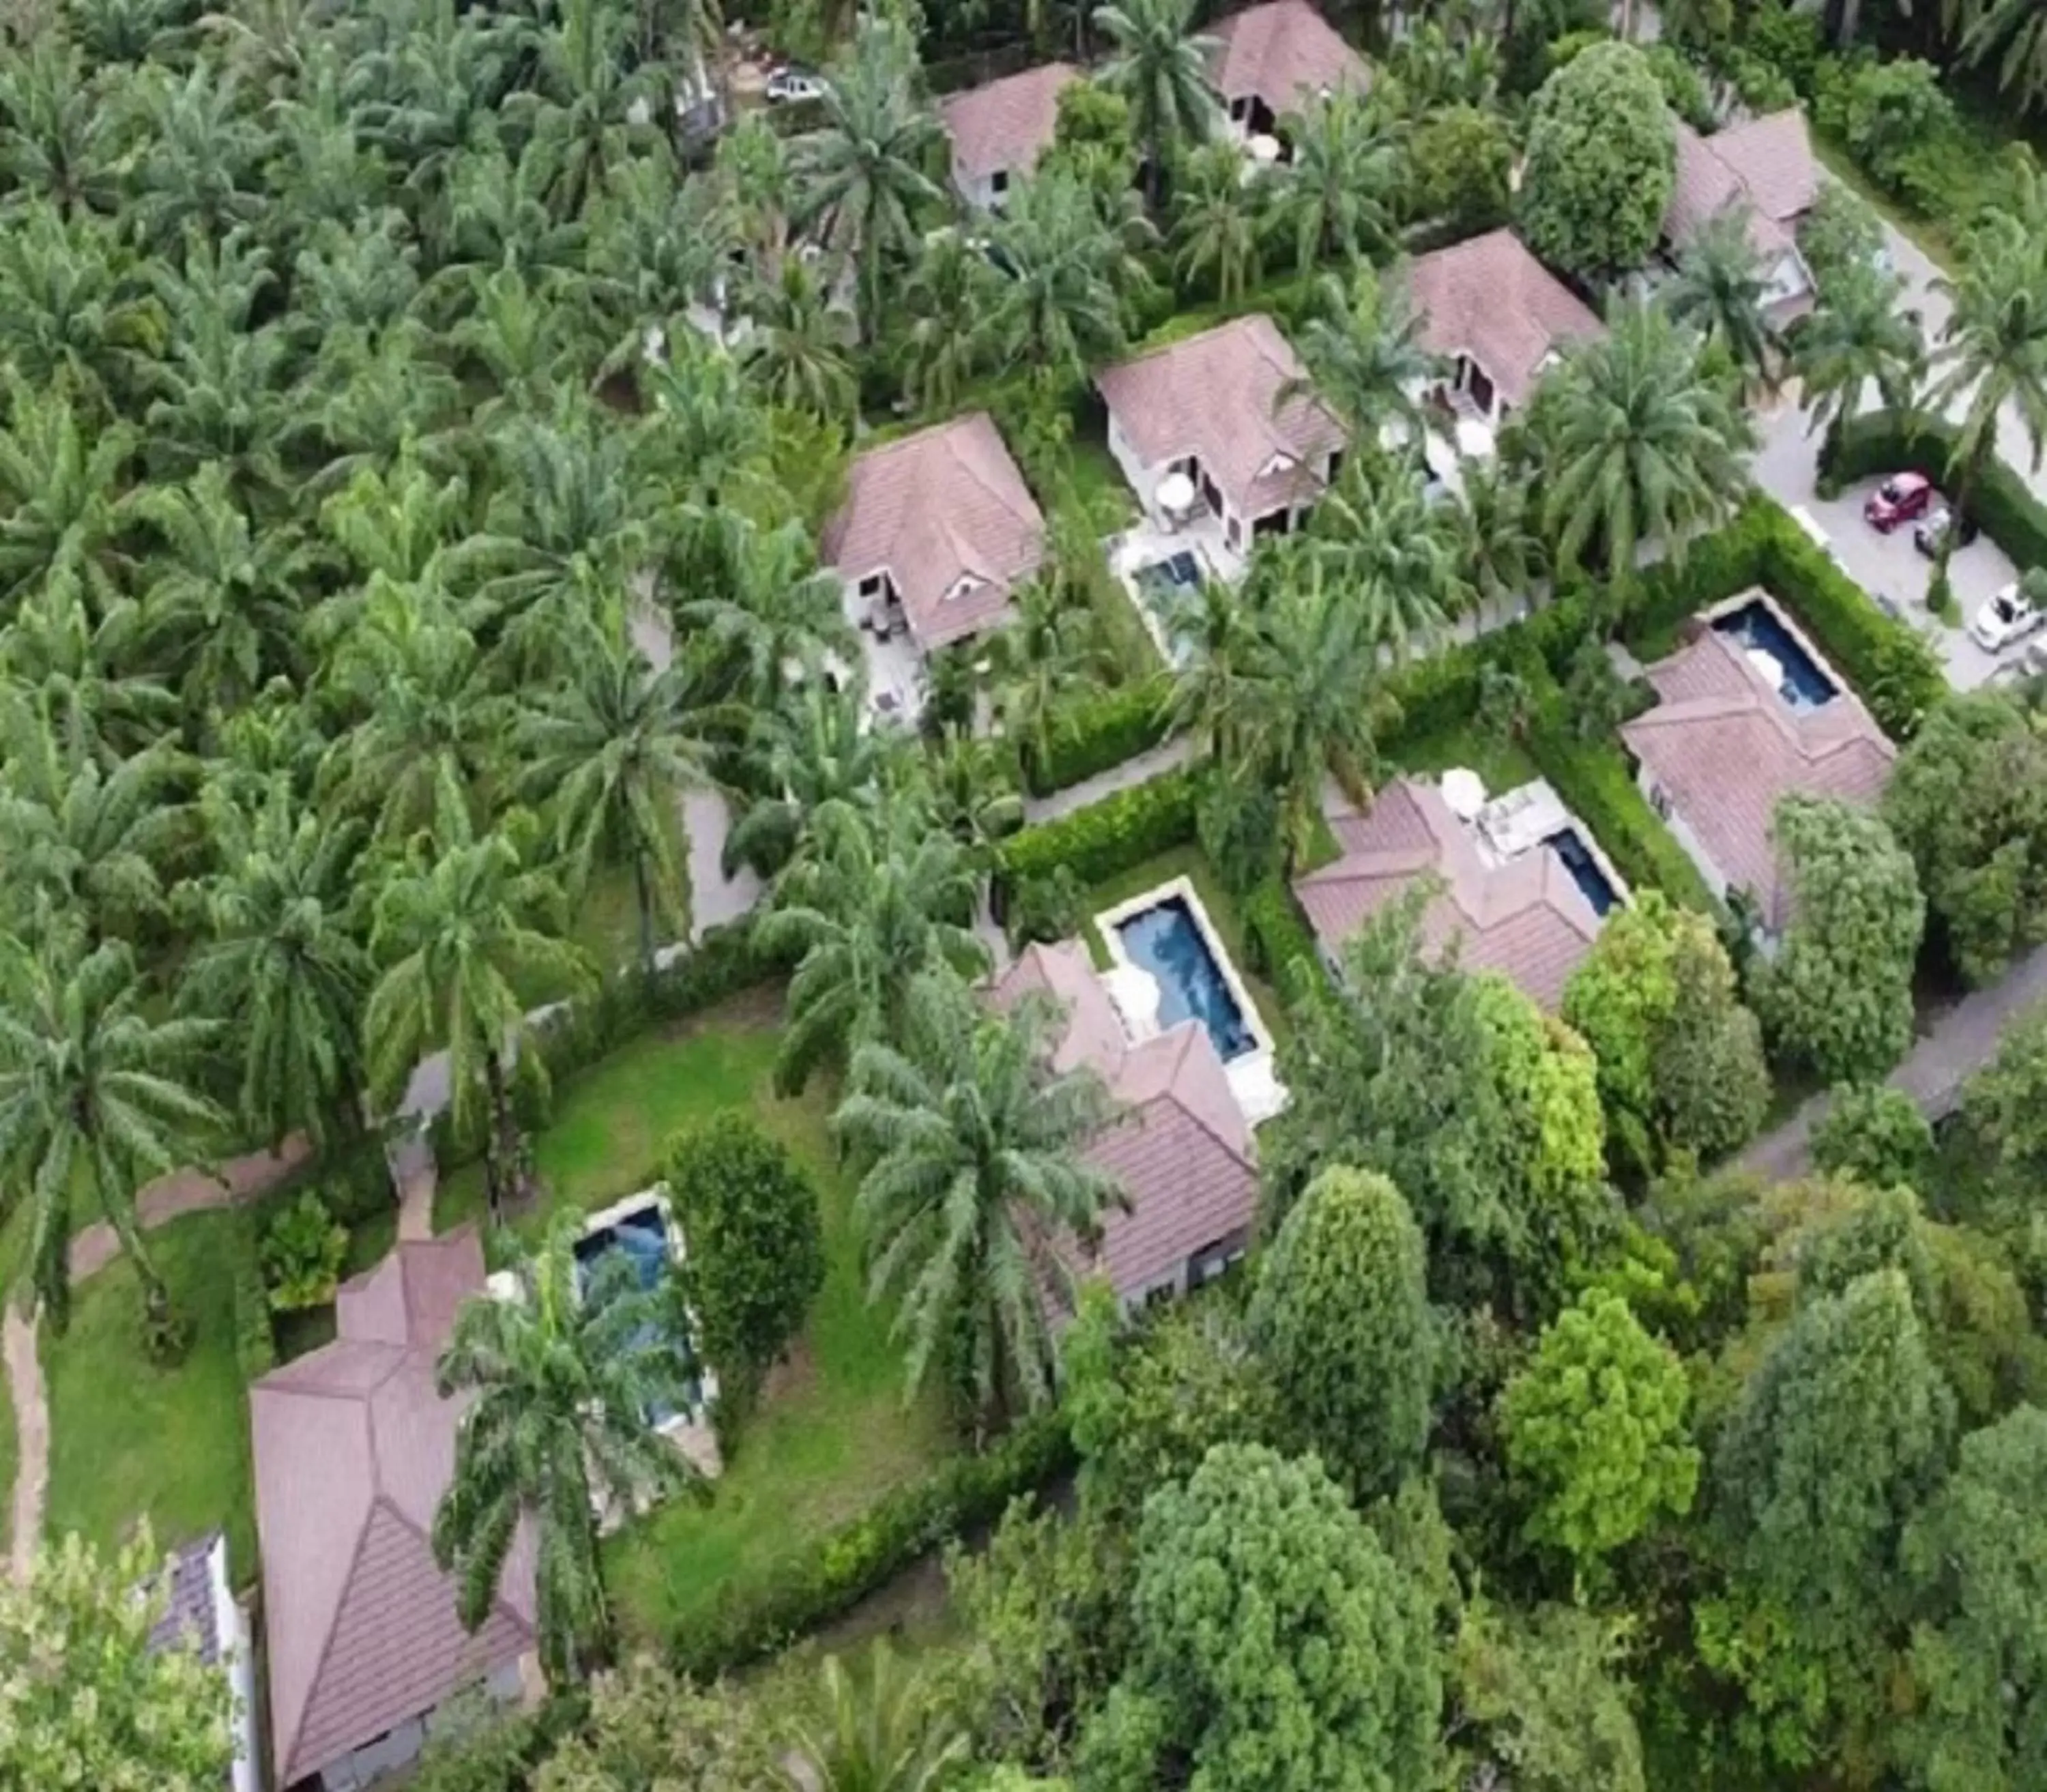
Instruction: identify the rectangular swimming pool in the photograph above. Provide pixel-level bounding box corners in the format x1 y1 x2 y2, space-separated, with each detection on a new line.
572 1202 698 1427
1546 829 1619 918
1712 600 1838 711
1112 895 1256 1062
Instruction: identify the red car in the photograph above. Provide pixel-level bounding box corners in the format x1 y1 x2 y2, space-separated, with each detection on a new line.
1863 472 1934 532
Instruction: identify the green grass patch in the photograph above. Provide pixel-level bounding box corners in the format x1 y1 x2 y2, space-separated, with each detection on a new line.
1076 843 1290 1044
42 1210 257 1583
1066 426 1139 533
1386 720 1541 797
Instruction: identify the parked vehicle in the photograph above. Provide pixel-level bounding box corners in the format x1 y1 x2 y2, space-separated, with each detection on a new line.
1969 581 2046 653
1863 472 1934 532
764 66 826 102
1912 505 1980 559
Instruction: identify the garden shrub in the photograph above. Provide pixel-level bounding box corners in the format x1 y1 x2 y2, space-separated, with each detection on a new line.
260 1189 349 1313
1741 2 1824 98
1835 58 1956 191
1028 676 1173 795
667 1408 1076 1681
997 764 1201 895
228 1209 276 1383
1004 865 1087 948
1241 876 1331 1013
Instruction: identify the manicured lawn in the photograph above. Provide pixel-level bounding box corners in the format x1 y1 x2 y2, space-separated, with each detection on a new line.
436 997 953 1644
1077 843 1290 1043
42 1210 257 1582
1387 721 1541 800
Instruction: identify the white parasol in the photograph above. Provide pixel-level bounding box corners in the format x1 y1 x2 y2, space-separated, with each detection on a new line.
1155 470 1196 517
1440 767 1487 821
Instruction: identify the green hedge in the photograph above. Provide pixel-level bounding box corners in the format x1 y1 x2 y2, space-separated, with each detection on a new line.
228 1208 276 1383
1820 409 2047 573
1027 676 1174 796
669 1408 1075 1681
1240 874 1331 1012
998 763 1202 894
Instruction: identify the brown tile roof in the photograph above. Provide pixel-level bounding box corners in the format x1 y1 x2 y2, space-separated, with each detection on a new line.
251 1234 535 1789
1210 0 1369 111
1095 314 1344 523
991 943 1258 1304
1663 113 1816 264
1292 777 1603 1010
1403 229 1606 411
822 412 1045 651
940 61 1079 184
1621 596 1896 929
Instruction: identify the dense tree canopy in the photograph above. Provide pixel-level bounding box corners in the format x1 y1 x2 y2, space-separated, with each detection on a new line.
1517 42 1676 280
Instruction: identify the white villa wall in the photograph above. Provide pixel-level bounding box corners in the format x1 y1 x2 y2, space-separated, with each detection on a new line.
951 164 1007 210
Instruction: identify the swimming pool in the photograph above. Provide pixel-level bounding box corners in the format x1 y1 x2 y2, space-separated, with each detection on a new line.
1712 600 1838 711
1546 829 1619 918
1112 895 1256 1062
572 1199 699 1428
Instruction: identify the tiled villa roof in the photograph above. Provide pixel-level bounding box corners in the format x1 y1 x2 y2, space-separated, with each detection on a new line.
940 61 1079 184
1664 111 1818 264
1210 0 1369 111
1404 229 1606 410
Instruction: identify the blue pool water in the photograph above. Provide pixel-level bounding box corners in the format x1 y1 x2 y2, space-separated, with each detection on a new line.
1712 601 1838 711
1113 897 1256 1062
573 1206 693 1425
1546 829 1619 918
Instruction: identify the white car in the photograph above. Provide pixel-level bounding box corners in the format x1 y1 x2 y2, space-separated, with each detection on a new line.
1969 581 2046 653
764 67 826 102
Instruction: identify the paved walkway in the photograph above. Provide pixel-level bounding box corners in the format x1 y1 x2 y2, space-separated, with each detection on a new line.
4 1305 46 1580
1021 734 1195 824
1736 944 2047 1182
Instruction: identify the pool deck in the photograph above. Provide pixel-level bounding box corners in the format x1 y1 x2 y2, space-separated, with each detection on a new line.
1094 875 1288 1127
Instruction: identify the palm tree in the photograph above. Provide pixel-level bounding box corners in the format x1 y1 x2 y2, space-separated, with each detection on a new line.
1308 462 1462 661
738 256 858 422
0 933 220 1338
725 685 905 880
1172 140 1271 302
754 794 987 1095
1093 0 1220 210
179 775 371 1153
510 0 652 222
791 20 944 347
1532 294 1756 591
990 571 1118 776
673 515 858 708
364 809 590 1223
0 375 138 611
1792 260 1925 461
777 1644 972 1792
986 169 1155 385
834 966 1119 1426
1959 0 2047 119
1448 454 1548 616
127 61 265 252
1287 265 1439 464
433 1213 703 1686
1271 89 1395 274
1163 572 1258 762
0 575 178 769
0 35 128 216
1924 208 2047 587
899 228 994 414
1666 208 1779 395
0 205 162 416
515 609 706 981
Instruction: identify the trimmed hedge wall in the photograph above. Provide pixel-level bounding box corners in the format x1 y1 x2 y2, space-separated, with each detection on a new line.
997 763 1202 893
1026 676 1174 797
1819 409 2047 574
228 1208 276 1383
669 1407 1075 1681
1241 873 1331 1012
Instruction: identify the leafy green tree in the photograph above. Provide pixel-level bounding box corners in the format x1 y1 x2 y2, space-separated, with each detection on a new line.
1756 795 1924 1087
527 1659 776 1791
1247 1165 1435 1500
1561 889 1769 1175
1077 1442 1440 1792
1883 690 2047 985
1961 1003 2047 1202
1271 89 1395 272
663 1112 823 1383
777 1643 972 1792
1500 1288 1700 1580
1900 1404 2047 1791
0 1526 235 1792
364 809 588 1223
1517 42 1675 281
834 968 1118 1427
435 1213 705 1686
1707 1269 1956 1762
1092 0 1219 209
1532 294 1756 588
755 794 985 1093
1666 207 1778 394
986 169 1154 386
1810 1084 1934 1191
1792 259 1924 459
1405 104 1512 237
0 933 220 1338
514 607 704 979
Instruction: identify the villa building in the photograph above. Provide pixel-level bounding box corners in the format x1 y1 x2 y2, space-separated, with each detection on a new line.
940 61 1079 208
1661 110 1821 323
149 1531 263 1792
1209 0 1369 138
1293 774 1623 1011
1621 592 1895 931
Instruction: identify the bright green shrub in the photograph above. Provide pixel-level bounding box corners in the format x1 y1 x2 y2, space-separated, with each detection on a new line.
1027 676 1173 795
996 764 1201 894
260 1190 349 1314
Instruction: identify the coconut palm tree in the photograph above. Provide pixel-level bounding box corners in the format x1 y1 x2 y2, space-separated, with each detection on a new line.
985 169 1155 386
0 931 220 1338
1309 461 1462 661
1924 207 2047 586
1163 572 1258 763
755 794 987 1095
1447 454 1549 616
790 20 944 347
834 966 1119 1426
1271 89 1396 274
1532 293 1756 591
179 773 372 1153
433 1213 703 1686
673 515 857 708
1959 0 2047 119
1286 265 1439 465
1792 260 1925 461
899 227 994 414
738 255 858 422
1172 139 1271 302
724 685 906 880
1093 0 1220 210
514 609 708 981
777 1643 972 1792
1665 207 1779 395
364 806 590 1222
990 570 1118 777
